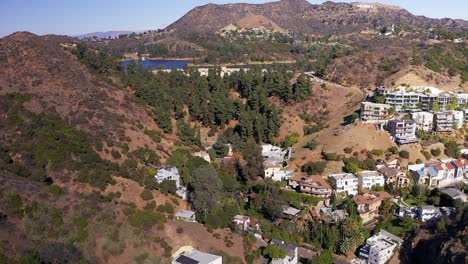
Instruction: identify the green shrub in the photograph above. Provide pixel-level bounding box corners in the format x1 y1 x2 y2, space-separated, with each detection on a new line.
415 159 423 164
144 129 161 143
325 153 340 161
431 148 441 157
128 209 166 228
370 149 384 156
301 161 327 175
421 150 431 160
387 146 399 154
2 192 23 217
399 150 410 159
140 189 154 201
48 185 63 196
111 150 121 159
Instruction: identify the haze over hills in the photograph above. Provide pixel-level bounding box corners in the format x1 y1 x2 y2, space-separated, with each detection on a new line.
73 30 137 39
167 0 468 35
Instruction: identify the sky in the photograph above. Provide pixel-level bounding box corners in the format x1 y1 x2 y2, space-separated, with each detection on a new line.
1 0 467 37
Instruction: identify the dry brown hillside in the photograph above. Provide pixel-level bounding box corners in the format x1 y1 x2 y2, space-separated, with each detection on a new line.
0 32 173 159
167 0 467 35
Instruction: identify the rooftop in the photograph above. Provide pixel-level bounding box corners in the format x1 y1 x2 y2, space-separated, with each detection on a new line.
353 191 391 205
289 174 331 189
360 170 382 178
173 250 221 264
329 173 357 181
283 207 301 216
175 210 195 218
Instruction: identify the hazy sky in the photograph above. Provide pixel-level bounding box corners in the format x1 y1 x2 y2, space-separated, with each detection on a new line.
1 0 467 37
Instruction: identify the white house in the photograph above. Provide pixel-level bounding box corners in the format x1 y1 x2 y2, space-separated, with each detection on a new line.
451 110 465 129
193 150 211 163
261 144 291 164
359 171 385 190
417 205 455 222
270 239 298 264
172 248 222 264
411 112 434 132
329 173 359 196
233 215 260 232
272 170 295 181
175 210 196 222
156 166 181 188
411 159 466 189
359 229 403 264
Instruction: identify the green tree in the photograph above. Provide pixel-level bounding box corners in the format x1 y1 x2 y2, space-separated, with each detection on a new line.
292 74 312 102
263 244 286 259
189 164 223 215
241 139 264 182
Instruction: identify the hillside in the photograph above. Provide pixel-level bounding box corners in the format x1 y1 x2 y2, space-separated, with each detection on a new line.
0 32 173 159
167 0 468 35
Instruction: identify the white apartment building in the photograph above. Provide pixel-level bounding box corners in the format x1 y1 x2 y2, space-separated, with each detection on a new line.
359 229 403 264
360 102 393 123
329 173 359 196
434 112 454 132
388 119 419 144
359 171 385 190
417 205 455 222
451 110 464 129
385 90 420 111
411 112 434 132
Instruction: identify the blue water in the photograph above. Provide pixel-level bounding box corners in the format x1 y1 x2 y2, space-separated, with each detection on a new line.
123 60 189 70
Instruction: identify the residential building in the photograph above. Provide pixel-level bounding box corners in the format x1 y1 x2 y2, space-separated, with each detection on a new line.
434 93 456 111
193 150 211 163
261 144 291 164
411 159 466 189
385 90 420 111
456 93 468 106
450 158 468 179
329 173 359 196
360 102 393 123
282 207 301 220
353 191 392 223
451 110 464 129
233 215 260 232
272 170 295 182
396 206 417 219
359 171 385 190
264 161 282 178
270 239 298 264
411 112 434 132
359 229 403 264
156 166 181 188
375 86 393 96
418 205 455 222
387 119 419 144
433 112 454 132
288 174 332 197
311 206 347 223
378 166 410 188
442 188 467 202
172 248 222 264
175 210 196 222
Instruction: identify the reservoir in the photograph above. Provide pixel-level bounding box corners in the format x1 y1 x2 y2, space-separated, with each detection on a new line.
123 60 189 70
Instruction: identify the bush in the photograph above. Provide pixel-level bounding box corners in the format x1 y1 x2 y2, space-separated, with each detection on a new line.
344 147 353 154
416 159 423 164
325 153 340 161
48 185 63 196
284 133 299 147
2 192 23 217
304 139 319 150
430 148 441 157
420 150 431 161
387 146 399 154
444 141 461 158
128 209 166 228
156 203 174 214
301 161 327 175
140 189 154 201
111 150 121 159
370 149 384 156
399 150 410 159
159 180 177 195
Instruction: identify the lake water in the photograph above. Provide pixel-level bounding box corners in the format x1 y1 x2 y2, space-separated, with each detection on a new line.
123 60 189 70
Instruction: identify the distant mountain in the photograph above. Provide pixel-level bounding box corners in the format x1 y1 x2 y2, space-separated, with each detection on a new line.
73 30 136 39
166 0 468 35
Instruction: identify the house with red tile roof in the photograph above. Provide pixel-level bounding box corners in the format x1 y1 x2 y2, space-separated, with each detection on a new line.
411 159 464 189
288 174 332 197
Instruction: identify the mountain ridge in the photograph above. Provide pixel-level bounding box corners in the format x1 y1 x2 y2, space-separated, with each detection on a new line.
166 0 468 35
